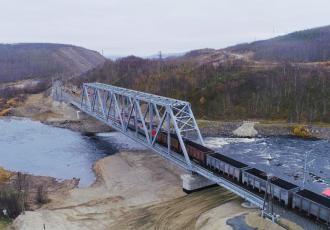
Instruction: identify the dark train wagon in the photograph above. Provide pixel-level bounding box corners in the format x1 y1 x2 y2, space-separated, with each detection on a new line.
170 134 181 152
156 132 181 153
242 168 299 205
156 131 167 146
270 177 299 206
206 153 249 182
242 168 268 192
292 189 330 223
184 139 214 165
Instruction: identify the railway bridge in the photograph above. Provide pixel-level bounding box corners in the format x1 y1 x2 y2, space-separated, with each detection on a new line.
52 81 265 208
50 81 330 228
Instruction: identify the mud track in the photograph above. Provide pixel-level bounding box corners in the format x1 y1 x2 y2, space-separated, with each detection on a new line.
108 187 237 230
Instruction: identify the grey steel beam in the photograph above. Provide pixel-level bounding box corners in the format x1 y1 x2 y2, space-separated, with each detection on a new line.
53 81 264 209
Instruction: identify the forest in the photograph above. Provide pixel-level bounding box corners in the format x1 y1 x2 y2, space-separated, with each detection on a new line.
69 56 330 123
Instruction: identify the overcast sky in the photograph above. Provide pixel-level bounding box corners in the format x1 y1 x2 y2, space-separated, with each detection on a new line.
0 0 329 56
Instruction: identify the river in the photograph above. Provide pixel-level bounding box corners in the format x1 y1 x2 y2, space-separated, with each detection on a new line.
1 117 329 194
0 117 145 187
205 136 330 194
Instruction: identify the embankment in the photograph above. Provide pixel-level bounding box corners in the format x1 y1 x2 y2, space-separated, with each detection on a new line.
198 120 330 140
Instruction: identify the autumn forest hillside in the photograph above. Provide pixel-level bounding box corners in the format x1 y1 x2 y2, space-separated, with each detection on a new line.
69 26 330 123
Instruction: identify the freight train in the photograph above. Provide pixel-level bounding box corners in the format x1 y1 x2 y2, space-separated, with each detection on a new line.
128 121 330 224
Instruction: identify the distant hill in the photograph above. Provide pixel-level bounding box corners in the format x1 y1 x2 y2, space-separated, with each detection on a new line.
227 25 330 62
0 43 106 83
144 51 186 60
71 25 330 123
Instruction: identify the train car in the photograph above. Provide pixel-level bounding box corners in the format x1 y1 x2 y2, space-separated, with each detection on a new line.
155 131 181 153
156 131 167 146
127 123 136 132
292 189 330 223
270 177 299 206
242 168 270 193
184 139 214 165
242 168 299 205
156 132 213 165
206 153 249 182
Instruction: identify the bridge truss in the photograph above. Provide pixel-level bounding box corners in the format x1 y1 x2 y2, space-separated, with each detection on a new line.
53 82 264 208
81 82 204 169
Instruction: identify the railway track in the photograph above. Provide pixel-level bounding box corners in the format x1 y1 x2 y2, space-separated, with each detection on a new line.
53 82 330 227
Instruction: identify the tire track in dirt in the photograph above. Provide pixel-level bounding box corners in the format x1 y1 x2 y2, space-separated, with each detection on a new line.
108 186 237 230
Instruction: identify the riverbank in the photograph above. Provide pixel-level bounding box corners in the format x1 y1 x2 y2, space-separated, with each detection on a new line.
10 151 301 230
9 93 112 133
0 167 78 217
1 93 318 229
0 121 305 229
4 93 330 139
198 119 330 140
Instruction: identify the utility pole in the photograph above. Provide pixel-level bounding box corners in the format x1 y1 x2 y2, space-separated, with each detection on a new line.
302 150 315 189
262 148 275 222
158 51 162 79
158 51 162 60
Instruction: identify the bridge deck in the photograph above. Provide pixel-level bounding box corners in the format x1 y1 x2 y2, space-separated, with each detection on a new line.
58 87 265 208
51 82 330 228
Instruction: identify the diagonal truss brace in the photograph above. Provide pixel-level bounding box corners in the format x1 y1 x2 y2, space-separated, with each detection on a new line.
80 82 205 170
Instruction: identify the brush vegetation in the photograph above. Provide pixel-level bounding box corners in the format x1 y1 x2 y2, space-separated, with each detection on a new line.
68 26 330 123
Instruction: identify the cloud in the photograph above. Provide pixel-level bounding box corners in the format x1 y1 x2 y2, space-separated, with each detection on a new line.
0 0 329 56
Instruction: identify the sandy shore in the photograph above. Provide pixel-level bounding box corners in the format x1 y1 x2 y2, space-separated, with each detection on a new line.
11 150 303 230
6 93 305 229
11 151 185 229
9 151 230 229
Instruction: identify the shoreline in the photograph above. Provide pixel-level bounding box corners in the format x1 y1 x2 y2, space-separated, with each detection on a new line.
5 92 330 140
198 120 330 140
2 118 301 229
1 95 317 229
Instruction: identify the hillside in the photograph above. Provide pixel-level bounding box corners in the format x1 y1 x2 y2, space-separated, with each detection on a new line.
70 55 330 123
227 25 330 62
0 43 106 83
65 25 330 123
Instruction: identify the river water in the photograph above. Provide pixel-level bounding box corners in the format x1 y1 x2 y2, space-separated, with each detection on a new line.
0 117 147 187
205 136 330 194
1 117 329 194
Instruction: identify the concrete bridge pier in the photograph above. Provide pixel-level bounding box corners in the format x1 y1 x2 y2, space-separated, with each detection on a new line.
181 173 216 193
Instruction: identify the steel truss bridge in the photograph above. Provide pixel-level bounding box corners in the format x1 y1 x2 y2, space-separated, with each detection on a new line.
53 82 264 208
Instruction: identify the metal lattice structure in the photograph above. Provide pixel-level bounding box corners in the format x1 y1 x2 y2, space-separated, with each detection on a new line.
80 82 204 169
53 81 265 208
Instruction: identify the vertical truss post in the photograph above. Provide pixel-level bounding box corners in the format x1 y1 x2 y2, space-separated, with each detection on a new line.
168 106 192 169
149 102 153 140
135 99 151 144
188 104 204 145
166 112 171 154
79 83 204 171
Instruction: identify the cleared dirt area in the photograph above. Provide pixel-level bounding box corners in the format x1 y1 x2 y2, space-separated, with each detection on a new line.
7 93 305 229
11 150 302 230
12 151 186 229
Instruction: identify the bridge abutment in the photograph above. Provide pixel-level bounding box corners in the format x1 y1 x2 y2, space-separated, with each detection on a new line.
181 173 216 193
